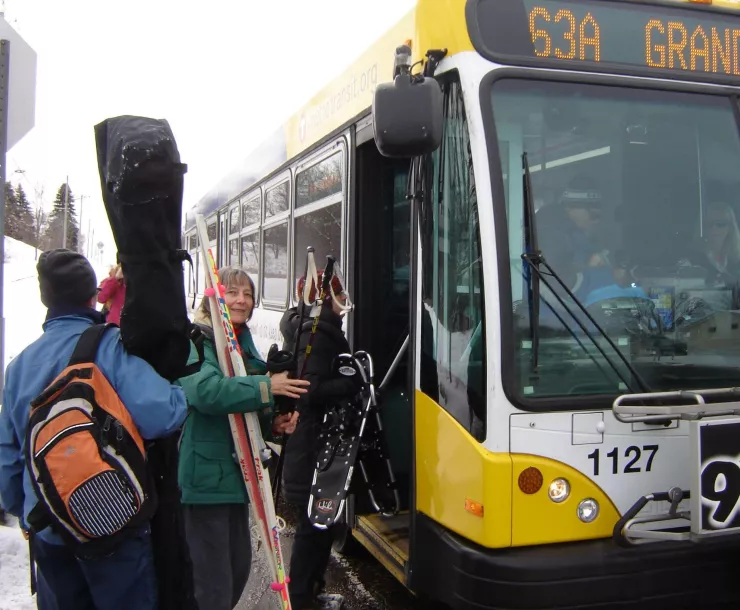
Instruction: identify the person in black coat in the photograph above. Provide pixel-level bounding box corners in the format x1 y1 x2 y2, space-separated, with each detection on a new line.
279 272 360 610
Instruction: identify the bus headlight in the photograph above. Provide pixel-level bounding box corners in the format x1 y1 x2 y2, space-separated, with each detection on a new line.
548 478 570 503
577 498 600 523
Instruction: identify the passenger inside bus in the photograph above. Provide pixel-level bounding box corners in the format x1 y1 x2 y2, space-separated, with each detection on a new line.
680 201 740 286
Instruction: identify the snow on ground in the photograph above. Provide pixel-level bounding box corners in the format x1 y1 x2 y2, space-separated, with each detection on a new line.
0 237 112 609
0 517 36 610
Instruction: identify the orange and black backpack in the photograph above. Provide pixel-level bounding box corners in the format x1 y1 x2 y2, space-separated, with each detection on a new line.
25 323 156 555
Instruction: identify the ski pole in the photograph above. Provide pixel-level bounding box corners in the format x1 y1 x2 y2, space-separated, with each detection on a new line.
298 255 336 380
272 246 314 504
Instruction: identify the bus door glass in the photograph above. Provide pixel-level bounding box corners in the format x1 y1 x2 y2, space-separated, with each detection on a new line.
419 75 487 441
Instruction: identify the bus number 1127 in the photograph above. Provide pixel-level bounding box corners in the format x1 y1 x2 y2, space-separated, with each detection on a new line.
587 445 659 476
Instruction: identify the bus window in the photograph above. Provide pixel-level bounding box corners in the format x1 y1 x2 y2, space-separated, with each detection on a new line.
296 151 343 209
186 233 198 295
229 206 240 236
229 238 239 266
491 78 740 401
242 194 261 229
218 213 228 268
242 232 260 303
293 203 342 295
207 221 217 243
423 75 486 441
265 181 290 219
262 222 289 304
196 251 205 298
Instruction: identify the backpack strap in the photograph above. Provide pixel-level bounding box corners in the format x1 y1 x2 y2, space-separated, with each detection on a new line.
68 323 115 367
180 324 210 377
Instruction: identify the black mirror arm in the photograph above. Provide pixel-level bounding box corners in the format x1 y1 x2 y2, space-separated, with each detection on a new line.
424 49 448 77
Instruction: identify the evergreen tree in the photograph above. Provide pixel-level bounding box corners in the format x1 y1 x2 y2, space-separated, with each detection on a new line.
42 183 79 251
34 208 48 253
14 184 35 246
4 181 23 242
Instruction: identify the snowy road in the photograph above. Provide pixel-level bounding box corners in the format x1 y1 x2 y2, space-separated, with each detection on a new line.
0 518 36 610
0 511 424 610
237 504 425 610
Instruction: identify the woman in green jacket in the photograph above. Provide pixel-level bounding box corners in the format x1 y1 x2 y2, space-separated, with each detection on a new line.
178 266 309 610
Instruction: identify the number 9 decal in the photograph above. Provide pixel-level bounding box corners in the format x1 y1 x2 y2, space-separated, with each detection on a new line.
700 458 740 529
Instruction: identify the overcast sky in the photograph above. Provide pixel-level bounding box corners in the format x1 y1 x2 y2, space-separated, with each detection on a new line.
5 0 415 267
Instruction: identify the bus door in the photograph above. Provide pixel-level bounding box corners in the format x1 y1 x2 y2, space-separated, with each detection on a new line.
350 134 414 577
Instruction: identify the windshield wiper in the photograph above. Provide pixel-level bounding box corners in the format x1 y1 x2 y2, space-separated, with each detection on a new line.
521 152 540 369
519 152 651 395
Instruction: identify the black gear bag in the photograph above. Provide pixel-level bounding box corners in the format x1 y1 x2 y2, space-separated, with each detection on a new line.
94 116 198 610
94 115 194 382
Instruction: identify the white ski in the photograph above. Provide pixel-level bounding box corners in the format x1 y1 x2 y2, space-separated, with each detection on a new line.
195 214 291 609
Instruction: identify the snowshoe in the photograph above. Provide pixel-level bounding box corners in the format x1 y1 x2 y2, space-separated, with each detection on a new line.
308 351 400 529
308 353 371 529
353 353 401 516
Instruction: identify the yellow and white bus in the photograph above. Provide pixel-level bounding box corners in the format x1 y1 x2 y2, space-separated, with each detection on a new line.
184 0 740 607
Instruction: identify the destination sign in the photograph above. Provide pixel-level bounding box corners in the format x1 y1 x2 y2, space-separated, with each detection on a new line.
467 0 740 81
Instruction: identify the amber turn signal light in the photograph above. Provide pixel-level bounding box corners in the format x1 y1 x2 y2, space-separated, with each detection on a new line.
465 498 484 517
518 467 544 494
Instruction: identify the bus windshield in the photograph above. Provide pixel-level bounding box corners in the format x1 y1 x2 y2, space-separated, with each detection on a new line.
491 78 740 400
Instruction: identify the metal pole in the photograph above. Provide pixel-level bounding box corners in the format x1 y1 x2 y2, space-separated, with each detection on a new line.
0 40 10 391
78 194 87 254
62 174 68 248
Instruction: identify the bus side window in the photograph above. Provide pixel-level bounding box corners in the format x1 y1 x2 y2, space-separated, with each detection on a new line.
242 232 260 305
422 74 487 442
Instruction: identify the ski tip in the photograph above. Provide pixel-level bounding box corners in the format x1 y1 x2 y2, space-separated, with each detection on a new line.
204 287 216 297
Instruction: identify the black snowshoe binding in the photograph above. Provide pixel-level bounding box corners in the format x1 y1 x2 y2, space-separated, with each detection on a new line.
308 351 400 529
266 343 297 415
265 343 297 483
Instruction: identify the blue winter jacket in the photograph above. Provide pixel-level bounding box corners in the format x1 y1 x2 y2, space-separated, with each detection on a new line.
0 310 188 544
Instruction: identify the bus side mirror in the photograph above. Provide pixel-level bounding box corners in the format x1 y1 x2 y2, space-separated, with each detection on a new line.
372 74 443 158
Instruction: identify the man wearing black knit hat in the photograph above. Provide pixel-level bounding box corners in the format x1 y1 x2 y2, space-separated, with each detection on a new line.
0 248 188 610
37 248 100 310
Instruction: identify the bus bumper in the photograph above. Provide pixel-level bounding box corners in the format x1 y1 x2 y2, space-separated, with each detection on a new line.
410 513 740 609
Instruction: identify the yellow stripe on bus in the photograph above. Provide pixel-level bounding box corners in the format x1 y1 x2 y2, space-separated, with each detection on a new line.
415 391 621 549
415 390 513 548
510 454 620 546
283 0 474 159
